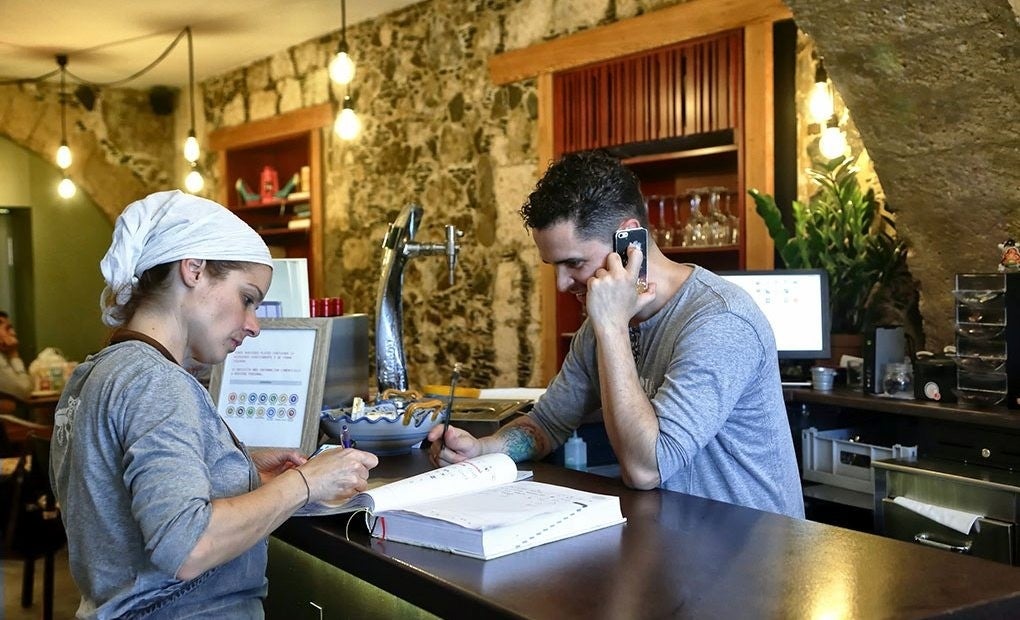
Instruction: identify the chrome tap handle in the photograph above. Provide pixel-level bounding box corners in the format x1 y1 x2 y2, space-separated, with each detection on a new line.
445 225 464 285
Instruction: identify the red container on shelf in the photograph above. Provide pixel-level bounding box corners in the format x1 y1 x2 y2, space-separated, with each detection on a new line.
310 298 327 317
327 297 344 317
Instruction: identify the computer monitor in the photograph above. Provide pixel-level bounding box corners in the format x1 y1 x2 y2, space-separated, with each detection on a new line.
718 269 831 360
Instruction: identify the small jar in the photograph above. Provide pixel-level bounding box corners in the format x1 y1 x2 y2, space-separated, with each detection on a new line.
883 362 913 399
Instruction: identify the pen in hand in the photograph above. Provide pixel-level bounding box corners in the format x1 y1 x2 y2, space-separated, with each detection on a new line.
436 362 462 454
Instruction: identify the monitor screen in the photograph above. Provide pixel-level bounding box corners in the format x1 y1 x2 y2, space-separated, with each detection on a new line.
718 269 831 360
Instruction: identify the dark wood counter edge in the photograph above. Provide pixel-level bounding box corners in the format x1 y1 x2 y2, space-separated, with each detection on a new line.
785 387 1020 430
272 457 623 619
274 517 522 619
272 454 1020 619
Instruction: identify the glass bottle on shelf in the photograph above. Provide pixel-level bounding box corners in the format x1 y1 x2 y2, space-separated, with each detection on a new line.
882 362 913 399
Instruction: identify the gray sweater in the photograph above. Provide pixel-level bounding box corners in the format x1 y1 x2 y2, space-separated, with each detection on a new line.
50 340 266 619
530 266 804 519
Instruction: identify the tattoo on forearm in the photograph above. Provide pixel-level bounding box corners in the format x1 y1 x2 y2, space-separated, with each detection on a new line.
499 424 545 462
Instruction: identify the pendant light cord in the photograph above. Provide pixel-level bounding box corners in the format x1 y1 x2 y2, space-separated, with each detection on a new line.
58 55 68 142
0 27 189 88
341 0 348 50
187 26 196 132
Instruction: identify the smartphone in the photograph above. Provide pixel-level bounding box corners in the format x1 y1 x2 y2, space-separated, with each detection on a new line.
614 227 648 284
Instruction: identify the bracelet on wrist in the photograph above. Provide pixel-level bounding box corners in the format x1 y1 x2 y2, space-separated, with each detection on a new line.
294 468 310 507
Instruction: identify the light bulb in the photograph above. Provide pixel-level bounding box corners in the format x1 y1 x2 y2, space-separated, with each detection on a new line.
58 177 76 199
818 126 848 160
185 168 205 193
335 107 361 140
807 81 834 124
329 51 356 85
56 143 72 169
183 132 200 163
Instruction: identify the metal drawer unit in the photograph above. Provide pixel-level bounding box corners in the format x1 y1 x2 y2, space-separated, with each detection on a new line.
874 458 1020 566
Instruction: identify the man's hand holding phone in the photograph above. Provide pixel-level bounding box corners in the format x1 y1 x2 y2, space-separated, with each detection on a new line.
585 227 655 330
614 227 648 290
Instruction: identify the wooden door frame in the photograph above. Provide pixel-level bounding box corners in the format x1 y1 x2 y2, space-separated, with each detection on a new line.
488 0 790 384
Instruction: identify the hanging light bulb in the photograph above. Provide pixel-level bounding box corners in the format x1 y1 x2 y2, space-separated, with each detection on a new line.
184 164 204 193
58 176 76 199
56 142 72 169
329 49 356 85
55 54 73 170
335 95 360 140
183 27 201 164
184 130 200 164
807 60 834 124
329 0 356 85
818 118 848 160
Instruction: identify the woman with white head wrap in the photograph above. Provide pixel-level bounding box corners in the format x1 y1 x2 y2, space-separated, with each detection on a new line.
51 190 377 618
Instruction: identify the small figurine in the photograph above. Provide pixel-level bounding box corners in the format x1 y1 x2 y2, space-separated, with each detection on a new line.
274 173 299 199
999 238 1020 272
259 165 279 203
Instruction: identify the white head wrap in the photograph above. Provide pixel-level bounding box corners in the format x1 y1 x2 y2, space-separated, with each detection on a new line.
100 190 273 327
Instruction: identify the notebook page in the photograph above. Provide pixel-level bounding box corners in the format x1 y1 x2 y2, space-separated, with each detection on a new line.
368 452 519 513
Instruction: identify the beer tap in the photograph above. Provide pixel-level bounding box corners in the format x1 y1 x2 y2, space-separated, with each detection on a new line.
375 204 463 394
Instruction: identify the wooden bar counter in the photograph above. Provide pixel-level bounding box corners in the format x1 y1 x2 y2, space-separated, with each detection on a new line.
269 450 1020 618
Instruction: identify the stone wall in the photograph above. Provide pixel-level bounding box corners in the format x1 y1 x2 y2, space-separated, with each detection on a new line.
0 82 175 222
7 0 1014 382
786 0 1020 351
202 0 683 390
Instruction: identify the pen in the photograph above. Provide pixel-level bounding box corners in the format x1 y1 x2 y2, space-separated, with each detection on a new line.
436 362 462 454
340 424 352 449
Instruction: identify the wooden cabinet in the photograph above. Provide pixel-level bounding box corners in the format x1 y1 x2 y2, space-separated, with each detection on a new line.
548 31 749 369
490 0 791 382
208 104 331 297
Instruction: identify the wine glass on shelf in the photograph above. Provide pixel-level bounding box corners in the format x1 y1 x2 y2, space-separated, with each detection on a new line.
708 187 730 246
725 189 740 245
683 190 707 247
645 195 659 242
672 195 684 248
658 195 673 248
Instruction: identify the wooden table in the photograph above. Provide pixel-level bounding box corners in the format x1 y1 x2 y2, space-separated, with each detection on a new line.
270 450 1020 619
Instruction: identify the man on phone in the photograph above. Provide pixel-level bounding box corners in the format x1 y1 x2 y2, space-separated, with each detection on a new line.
428 150 804 518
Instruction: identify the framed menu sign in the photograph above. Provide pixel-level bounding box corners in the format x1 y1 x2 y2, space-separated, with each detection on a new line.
209 318 331 455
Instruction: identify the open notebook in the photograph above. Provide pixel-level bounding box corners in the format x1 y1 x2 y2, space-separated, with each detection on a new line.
296 453 626 560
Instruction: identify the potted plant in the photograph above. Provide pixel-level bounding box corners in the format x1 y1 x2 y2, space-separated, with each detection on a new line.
749 156 913 347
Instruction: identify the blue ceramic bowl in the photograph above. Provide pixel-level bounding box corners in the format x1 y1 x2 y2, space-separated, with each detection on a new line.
320 409 443 456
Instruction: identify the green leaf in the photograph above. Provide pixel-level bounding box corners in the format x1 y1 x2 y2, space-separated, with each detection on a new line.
748 155 907 333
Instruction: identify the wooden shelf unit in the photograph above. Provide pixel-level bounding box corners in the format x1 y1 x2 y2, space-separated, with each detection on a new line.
488 0 789 382
208 104 331 298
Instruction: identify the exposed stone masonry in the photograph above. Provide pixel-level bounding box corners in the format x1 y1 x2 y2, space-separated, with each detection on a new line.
5 0 1017 384
202 0 680 389
0 82 174 221
786 0 1020 350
